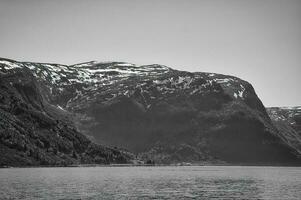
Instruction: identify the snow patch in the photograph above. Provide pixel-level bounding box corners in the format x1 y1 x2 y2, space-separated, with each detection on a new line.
0 60 22 69
115 63 135 67
57 105 65 110
214 78 234 84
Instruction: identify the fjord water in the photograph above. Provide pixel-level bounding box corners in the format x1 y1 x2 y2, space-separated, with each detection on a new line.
0 166 300 199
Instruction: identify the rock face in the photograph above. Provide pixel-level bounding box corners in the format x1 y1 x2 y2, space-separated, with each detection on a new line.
0 59 133 167
0 58 300 165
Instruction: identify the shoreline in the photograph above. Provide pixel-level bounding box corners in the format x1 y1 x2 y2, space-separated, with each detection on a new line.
1 163 301 169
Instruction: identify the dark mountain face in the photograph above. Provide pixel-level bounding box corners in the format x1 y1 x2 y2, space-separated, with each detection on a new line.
0 58 300 165
0 59 133 167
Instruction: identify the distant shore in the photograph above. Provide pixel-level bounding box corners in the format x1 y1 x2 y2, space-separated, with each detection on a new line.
1 163 301 168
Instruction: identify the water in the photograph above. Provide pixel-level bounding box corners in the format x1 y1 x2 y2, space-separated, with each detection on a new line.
0 166 300 199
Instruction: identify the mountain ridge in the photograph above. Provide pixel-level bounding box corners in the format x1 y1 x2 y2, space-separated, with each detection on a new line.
0 57 300 166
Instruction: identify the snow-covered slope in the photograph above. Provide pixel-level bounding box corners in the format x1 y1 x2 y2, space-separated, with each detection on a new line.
0 59 252 110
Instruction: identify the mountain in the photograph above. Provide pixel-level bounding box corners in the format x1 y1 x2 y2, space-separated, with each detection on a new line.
0 58 134 167
0 58 300 166
267 106 301 154
267 106 301 135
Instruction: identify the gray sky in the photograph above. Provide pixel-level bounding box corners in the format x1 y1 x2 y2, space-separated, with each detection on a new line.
0 0 300 107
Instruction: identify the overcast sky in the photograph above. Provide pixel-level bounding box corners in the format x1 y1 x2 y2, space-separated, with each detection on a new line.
0 0 300 107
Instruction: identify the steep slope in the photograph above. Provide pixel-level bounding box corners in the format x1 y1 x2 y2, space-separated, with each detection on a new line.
0 59 133 167
1 58 300 165
267 107 301 154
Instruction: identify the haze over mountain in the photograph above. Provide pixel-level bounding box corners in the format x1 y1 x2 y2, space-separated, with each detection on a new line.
1 58 300 166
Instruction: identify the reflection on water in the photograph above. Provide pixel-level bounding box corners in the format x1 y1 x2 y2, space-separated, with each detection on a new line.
0 166 300 199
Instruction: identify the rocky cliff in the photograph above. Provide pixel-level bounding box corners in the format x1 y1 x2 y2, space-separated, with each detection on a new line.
0 58 300 165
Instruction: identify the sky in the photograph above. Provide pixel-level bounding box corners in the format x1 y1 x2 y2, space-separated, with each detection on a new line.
0 0 300 107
